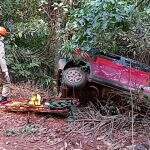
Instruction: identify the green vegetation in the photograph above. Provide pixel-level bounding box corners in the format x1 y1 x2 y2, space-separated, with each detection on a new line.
62 0 150 60
0 0 52 87
0 0 149 87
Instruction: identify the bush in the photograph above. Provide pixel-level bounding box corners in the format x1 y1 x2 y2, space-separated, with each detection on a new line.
1 0 54 87
61 0 150 64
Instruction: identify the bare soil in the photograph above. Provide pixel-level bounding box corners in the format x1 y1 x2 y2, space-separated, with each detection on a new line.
0 83 149 150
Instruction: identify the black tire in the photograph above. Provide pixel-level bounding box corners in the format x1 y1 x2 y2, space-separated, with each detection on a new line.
62 67 87 88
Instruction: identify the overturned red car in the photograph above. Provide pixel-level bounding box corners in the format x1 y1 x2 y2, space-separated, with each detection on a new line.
57 48 150 100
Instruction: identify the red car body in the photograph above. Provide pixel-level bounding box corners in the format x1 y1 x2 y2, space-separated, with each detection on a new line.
90 56 150 96
58 49 150 98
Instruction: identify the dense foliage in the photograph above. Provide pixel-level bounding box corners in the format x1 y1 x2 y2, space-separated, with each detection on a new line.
0 0 52 87
61 0 150 64
0 0 149 87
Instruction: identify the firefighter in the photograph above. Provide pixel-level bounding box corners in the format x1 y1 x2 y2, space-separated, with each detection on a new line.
0 26 10 102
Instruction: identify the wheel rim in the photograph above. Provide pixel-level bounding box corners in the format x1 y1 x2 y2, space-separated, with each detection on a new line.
65 69 83 85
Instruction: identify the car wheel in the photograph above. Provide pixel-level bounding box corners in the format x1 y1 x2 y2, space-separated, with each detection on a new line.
62 67 87 88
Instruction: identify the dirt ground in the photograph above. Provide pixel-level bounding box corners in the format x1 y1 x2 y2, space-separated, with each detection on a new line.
0 84 149 150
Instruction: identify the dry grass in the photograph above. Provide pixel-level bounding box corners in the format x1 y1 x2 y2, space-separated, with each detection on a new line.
0 83 149 149
49 90 150 150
